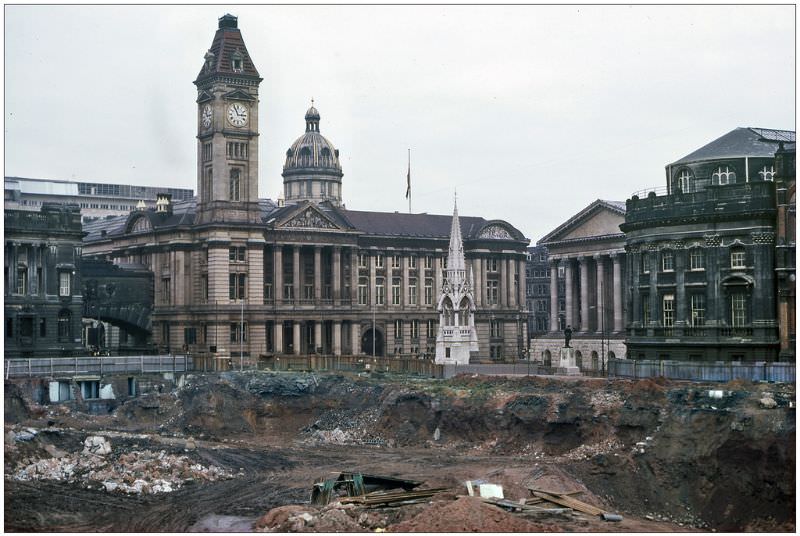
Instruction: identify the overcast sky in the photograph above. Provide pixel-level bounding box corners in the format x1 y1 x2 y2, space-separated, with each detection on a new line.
5 5 795 242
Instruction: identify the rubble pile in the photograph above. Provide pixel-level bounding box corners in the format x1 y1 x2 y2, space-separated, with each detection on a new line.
11 435 236 494
559 438 624 461
304 407 383 445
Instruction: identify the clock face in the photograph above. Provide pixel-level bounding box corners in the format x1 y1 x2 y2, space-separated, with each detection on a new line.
227 103 248 127
201 104 212 128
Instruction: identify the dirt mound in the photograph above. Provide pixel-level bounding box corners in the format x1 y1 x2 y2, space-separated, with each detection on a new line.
387 496 553 532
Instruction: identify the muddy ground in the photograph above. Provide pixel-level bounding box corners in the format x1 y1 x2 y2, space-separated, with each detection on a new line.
4 371 796 532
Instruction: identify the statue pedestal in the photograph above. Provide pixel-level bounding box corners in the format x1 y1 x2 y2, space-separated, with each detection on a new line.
556 347 581 376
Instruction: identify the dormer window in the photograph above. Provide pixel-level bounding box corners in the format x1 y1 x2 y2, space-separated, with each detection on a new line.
758 165 775 181
231 50 244 73
676 169 694 193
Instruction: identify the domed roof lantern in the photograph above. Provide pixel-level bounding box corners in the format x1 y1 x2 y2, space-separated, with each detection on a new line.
305 98 321 132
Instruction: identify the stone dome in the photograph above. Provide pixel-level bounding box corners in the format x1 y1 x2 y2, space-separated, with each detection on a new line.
282 105 342 178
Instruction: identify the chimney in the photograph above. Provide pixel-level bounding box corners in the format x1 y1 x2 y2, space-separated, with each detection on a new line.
155 193 172 216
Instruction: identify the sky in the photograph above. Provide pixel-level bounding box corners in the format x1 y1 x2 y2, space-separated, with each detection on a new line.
4 5 795 243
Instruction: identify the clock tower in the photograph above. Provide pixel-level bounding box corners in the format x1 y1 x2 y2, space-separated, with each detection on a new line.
194 14 262 224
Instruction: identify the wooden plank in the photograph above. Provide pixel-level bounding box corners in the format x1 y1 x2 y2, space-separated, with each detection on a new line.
527 487 584 497
531 491 605 516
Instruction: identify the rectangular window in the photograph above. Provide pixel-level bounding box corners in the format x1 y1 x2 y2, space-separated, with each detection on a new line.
184 327 197 345
426 319 436 339
487 280 499 304
410 320 419 339
642 294 650 325
20 317 33 337
59 272 71 297
408 278 417 305
283 283 294 300
229 168 241 201
557 266 565 279
79 381 100 400
490 319 502 338
39 318 46 337
661 251 674 272
375 277 385 305
408 257 417 269
264 282 273 300
424 278 433 305
488 259 498 272
229 247 246 262
6 318 13 338
230 322 248 343
392 277 401 305
689 248 705 270
394 320 403 340
391 255 400 269
662 294 674 327
691 294 705 327
375 255 384 269
162 278 171 304
731 293 747 327
358 254 367 268
358 277 368 305
58 313 70 341
17 268 28 295
731 249 746 269
641 252 650 273
229 273 246 300
424 256 432 269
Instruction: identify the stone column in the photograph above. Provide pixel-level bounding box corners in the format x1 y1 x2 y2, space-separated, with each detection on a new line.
333 321 342 356
648 248 659 331
274 246 283 304
350 247 359 305
332 246 341 303
549 259 559 332
314 321 322 353
508 258 517 308
612 254 623 332
351 322 361 355
292 246 301 304
402 254 409 307
369 253 376 307
595 254 605 333
579 257 590 332
500 257 508 307
565 259 575 330
274 321 283 354
293 321 301 355
675 248 687 332
474 256 483 308
314 246 322 302
248 246 263 305
434 257 443 301
518 258 526 309
417 254 425 308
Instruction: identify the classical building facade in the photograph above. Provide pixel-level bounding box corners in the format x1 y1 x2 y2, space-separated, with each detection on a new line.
774 141 796 360
5 176 193 222
525 245 551 338
621 127 794 362
4 204 85 358
530 200 627 371
81 14 529 364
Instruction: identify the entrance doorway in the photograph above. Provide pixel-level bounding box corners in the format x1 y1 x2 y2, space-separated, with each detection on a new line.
361 328 384 357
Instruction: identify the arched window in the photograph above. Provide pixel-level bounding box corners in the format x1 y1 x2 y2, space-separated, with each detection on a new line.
543 349 552 367
320 147 331 167
57 310 71 341
712 166 736 185
299 147 312 167
459 297 470 326
442 297 454 326
677 169 694 193
758 165 775 181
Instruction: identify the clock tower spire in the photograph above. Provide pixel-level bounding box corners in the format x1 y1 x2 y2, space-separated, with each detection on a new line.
194 14 262 224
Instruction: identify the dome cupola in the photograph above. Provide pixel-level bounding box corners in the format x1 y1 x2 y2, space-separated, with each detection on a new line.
282 101 344 207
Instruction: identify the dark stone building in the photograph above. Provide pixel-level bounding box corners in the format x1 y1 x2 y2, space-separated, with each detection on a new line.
4 204 85 358
622 127 795 362
526 245 551 338
774 141 796 360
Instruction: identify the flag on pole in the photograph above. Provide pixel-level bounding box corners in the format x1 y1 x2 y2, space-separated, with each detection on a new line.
405 150 411 199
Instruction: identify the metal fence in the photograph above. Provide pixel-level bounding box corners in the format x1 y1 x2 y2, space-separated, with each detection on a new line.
260 355 442 377
439 362 537 379
608 358 795 383
5 355 191 378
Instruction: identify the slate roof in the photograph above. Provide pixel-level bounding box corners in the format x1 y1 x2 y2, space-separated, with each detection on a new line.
82 198 527 244
670 127 796 166
195 14 260 84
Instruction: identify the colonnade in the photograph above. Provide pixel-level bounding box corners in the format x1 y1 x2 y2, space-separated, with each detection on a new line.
548 252 624 334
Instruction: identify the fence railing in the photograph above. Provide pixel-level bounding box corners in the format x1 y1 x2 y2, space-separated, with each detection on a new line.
260 354 443 377
5 355 191 378
608 358 795 383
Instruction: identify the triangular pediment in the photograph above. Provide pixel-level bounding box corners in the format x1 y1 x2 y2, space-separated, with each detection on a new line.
196 90 214 104
277 204 343 231
222 88 256 102
539 200 625 244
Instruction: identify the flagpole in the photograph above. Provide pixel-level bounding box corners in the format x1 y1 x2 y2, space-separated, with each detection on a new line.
407 148 411 214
